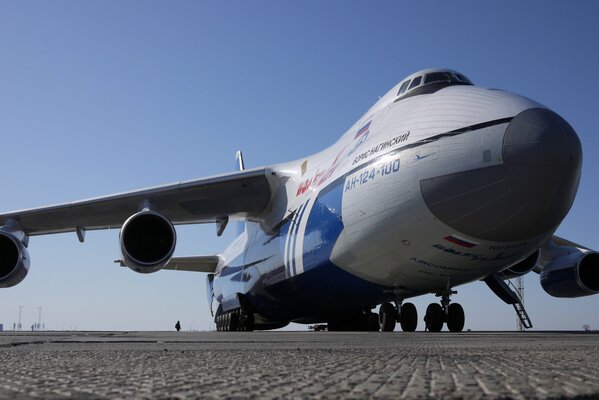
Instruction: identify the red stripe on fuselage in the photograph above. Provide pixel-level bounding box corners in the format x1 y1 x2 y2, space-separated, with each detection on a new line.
443 235 476 248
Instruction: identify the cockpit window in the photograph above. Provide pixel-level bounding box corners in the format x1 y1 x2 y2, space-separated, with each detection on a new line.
424 72 456 84
454 73 470 83
394 70 474 103
408 76 422 90
397 80 411 95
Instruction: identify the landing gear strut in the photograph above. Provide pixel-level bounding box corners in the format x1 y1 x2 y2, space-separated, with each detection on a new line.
424 290 465 332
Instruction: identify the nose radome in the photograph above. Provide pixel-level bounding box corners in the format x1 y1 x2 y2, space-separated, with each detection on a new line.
503 108 581 177
420 107 582 242
501 108 582 237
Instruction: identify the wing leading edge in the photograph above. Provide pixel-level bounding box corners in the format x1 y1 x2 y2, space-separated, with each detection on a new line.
0 167 277 236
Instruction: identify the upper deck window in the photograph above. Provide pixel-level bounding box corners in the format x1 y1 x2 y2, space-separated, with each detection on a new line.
397 80 411 95
408 76 422 90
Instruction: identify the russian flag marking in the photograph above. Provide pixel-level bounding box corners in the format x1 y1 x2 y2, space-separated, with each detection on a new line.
354 121 371 139
443 234 479 248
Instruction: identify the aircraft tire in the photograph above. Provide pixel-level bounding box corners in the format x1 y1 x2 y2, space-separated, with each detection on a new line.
447 303 465 332
367 312 380 331
379 302 397 332
239 310 254 332
425 303 444 332
400 302 418 332
229 310 240 331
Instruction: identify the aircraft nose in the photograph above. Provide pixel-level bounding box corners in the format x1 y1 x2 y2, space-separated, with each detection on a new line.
420 108 582 242
502 108 582 234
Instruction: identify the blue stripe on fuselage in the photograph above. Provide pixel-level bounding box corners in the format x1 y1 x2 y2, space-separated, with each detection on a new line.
290 200 308 276
302 178 345 272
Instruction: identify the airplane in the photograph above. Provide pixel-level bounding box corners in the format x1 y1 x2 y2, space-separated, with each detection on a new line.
1 68 596 332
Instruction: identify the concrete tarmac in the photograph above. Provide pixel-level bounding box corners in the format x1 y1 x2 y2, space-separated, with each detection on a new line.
0 331 598 399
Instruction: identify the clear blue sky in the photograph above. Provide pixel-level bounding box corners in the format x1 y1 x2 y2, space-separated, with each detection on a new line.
0 1 598 331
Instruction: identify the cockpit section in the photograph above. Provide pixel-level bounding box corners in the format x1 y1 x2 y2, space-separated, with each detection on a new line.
395 69 473 102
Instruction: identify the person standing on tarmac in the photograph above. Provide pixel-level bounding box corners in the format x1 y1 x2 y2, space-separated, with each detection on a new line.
175 321 181 332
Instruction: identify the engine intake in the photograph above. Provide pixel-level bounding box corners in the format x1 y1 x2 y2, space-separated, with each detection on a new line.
500 250 540 279
120 211 176 273
540 250 599 297
0 231 30 288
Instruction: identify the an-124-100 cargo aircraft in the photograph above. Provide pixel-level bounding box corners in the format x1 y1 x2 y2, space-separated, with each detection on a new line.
1 68 597 332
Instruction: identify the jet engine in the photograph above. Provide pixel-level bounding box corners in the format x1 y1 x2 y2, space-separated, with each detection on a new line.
120 210 176 273
500 250 540 279
0 230 30 288
540 250 599 298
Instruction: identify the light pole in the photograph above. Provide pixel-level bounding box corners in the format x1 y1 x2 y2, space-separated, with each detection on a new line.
18 306 23 331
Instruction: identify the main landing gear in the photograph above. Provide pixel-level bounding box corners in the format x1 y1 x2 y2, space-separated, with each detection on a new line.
378 301 418 332
424 290 465 332
215 308 254 332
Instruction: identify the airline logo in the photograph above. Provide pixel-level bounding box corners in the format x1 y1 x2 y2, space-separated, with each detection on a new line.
296 147 347 196
296 120 373 197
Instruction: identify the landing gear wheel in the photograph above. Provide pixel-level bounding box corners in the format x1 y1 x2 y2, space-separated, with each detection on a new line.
367 313 380 331
229 310 239 332
238 310 254 332
400 302 418 332
425 303 444 332
379 302 397 332
447 303 465 332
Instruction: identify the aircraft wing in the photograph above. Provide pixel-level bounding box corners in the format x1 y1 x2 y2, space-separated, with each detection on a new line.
0 167 276 236
535 235 592 272
549 235 589 250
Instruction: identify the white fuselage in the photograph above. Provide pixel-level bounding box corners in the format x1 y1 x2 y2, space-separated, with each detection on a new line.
234 84 552 295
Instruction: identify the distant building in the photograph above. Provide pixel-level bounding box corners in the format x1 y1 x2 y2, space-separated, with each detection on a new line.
0 324 3 332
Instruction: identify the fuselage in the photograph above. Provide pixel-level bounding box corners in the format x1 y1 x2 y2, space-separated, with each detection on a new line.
212 69 582 326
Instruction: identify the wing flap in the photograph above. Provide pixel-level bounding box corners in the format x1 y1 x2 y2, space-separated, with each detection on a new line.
162 256 221 273
0 167 276 235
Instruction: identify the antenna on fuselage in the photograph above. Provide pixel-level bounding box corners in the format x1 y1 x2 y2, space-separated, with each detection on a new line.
235 150 245 171
234 150 246 236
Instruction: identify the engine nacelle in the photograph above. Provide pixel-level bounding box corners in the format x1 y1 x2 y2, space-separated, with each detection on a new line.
500 250 540 279
119 210 176 273
0 231 30 288
540 250 599 298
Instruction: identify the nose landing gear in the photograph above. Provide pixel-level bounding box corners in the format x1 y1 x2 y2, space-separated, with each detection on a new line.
378 301 418 332
446 303 465 332
399 302 418 332
378 302 397 331
424 290 465 332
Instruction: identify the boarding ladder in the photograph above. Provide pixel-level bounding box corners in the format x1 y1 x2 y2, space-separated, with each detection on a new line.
483 274 533 329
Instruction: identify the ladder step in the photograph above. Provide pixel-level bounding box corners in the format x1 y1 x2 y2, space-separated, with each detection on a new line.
512 302 533 329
